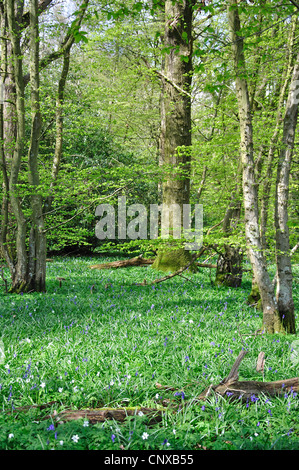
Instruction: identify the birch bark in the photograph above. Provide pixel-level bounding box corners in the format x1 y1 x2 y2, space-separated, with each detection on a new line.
274 52 299 334
227 0 282 333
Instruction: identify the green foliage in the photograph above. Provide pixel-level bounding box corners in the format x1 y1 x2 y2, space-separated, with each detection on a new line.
0 0 298 299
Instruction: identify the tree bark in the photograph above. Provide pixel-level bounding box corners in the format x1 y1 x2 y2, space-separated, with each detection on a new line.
215 184 243 288
27 0 46 292
227 0 283 333
215 245 243 288
0 0 89 293
274 51 299 334
6 0 29 292
155 0 196 272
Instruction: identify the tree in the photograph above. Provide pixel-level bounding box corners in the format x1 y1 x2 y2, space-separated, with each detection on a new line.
214 181 243 288
227 0 296 333
0 0 89 292
152 0 197 272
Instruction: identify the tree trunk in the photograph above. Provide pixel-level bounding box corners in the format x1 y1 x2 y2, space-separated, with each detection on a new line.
247 273 262 309
5 0 30 292
215 184 243 288
1 1 88 293
274 51 299 334
215 245 243 288
227 0 283 333
259 15 297 251
3 0 46 293
154 0 196 272
27 0 46 292
160 0 194 214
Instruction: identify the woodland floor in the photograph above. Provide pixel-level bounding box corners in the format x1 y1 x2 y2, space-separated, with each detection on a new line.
0 256 298 450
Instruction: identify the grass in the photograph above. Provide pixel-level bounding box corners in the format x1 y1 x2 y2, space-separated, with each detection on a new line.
0 256 298 450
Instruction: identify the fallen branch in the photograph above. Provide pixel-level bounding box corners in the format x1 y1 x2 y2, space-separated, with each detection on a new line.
256 351 265 373
136 252 203 286
197 350 298 402
291 242 299 256
196 262 217 268
51 351 298 423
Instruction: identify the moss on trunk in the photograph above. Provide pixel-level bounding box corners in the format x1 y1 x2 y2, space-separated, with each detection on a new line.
247 282 262 310
152 248 197 273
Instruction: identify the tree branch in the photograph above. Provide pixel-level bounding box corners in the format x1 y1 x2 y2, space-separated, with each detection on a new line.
23 0 89 87
20 0 53 30
289 0 299 10
43 186 126 234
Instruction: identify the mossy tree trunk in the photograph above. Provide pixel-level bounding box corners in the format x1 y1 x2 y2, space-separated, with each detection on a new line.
154 0 196 273
152 248 197 273
247 274 261 310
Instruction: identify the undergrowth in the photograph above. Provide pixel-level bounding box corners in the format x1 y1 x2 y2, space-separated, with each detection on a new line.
0 257 298 450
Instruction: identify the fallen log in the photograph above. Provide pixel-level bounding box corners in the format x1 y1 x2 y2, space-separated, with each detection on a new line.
8 352 296 426
89 255 153 270
50 407 165 426
198 377 299 402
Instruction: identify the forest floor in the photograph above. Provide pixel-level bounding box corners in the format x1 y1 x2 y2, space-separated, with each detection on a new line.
0 256 298 450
